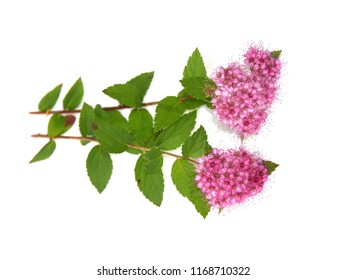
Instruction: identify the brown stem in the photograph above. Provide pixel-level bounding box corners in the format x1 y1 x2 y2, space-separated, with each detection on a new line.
29 101 161 115
127 144 198 164
31 133 97 142
29 97 193 115
31 134 199 164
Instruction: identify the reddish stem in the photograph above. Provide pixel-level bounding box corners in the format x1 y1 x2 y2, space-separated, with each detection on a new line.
31 134 199 164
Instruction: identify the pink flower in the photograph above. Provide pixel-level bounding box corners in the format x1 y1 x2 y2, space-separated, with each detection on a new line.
210 46 281 137
195 148 268 209
244 46 281 81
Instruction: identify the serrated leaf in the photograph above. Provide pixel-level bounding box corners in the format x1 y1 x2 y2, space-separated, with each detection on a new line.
180 77 214 100
135 149 164 206
48 113 74 138
29 141 56 163
154 96 185 132
270 50 282 59
94 120 132 154
189 184 210 218
264 160 279 175
127 71 154 98
79 103 95 137
155 111 197 151
86 145 113 193
63 77 84 110
182 98 209 110
171 159 195 198
38 84 62 112
94 105 129 131
103 83 142 107
182 126 212 158
129 108 155 147
171 159 210 218
183 48 206 78
142 148 163 173
102 72 154 108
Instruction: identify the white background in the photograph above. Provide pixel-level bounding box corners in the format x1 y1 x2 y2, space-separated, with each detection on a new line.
1 1 346 279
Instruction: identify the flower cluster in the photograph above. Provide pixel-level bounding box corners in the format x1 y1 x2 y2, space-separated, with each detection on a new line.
195 148 268 209
211 46 281 137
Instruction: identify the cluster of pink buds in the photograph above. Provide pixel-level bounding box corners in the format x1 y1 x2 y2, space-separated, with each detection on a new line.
211 46 281 137
195 148 268 209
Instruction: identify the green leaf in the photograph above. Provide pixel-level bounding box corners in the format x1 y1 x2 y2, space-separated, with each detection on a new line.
181 98 209 110
171 159 210 218
127 71 154 98
180 77 214 100
38 84 62 112
129 108 155 147
94 105 129 131
183 48 206 78
189 185 210 218
86 145 113 193
264 160 279 175
48 113 74 138
155 111 197 151
270 50 282 59
142 148 163 173
182 126 212 158
63 77 84 110
103 83 142 108
154 96 185 132
135 149 164 206
103 72 154 108
79 103 95 137
29 141 56 163
93 120 132 154
80 140 91 146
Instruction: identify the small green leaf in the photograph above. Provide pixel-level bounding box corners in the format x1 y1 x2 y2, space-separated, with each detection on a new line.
94 105 129 131
48 113 74 138
94 120 132 154
183 48 207 78
129 108 155 147
154 96 185 132
155 111 197 151
63 77 84 110
86 145 113 193
264 160 279 175
135 149 164 206
38 84 62 112
79 103 95 137
180 77 214 100
171 159 210 218
102 72 154 108
127 71 154 99
29 141 56 163
270 50 282 59
80 140 91 146
103 83 142 108
182 126 212 158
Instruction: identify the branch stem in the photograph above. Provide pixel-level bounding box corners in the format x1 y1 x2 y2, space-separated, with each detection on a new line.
29 97 193 115
31 134 198 164
29 101 161 115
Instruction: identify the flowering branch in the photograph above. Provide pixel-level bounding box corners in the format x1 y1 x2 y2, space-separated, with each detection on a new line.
29 45 282 217
31 134 198 164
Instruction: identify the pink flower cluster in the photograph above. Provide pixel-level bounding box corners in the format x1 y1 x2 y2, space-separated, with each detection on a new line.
195 148 268 209
211 46 281 137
